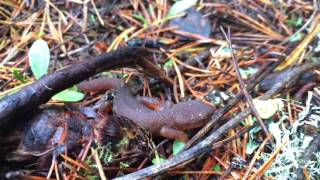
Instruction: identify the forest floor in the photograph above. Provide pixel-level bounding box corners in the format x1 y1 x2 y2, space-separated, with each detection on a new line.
0 0 320 179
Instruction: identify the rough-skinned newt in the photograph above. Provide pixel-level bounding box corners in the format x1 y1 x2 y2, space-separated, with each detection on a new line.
78 78 215 142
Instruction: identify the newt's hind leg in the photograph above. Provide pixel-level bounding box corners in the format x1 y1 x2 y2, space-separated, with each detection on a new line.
160 126 189 142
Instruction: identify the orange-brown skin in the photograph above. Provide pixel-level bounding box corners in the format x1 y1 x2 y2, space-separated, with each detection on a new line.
78 78 214 142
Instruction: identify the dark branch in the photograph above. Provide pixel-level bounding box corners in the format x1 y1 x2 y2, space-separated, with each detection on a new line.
0 47 152 135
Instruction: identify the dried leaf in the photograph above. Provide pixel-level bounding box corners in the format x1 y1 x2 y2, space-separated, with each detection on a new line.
168 0 197 16
252 99 284 119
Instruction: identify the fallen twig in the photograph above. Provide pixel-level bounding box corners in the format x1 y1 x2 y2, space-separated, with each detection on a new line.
221 27 273 144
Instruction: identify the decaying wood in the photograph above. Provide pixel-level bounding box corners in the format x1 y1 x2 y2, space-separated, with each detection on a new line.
0 47 152 135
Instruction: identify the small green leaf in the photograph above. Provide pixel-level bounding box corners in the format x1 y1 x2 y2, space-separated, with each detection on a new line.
12 69 26 83
287 18 303 27
119 162 130 168
152 157 166 165
29 39 50 79
212 164 222 172
164 59 174 68
246 138 260 155
37 31 45 38
173 140 185 156
116 137 130 149
52 88 85 102
239 67 258 79
288 32 303 42
168 0 197 16
132 13 149 28
90 15 97 23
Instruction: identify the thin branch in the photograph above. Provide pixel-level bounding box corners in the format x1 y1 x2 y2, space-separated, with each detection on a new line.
220 26 274 144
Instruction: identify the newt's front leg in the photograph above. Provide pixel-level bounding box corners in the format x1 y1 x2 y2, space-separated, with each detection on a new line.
160 126 189 142
136 96 172 111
